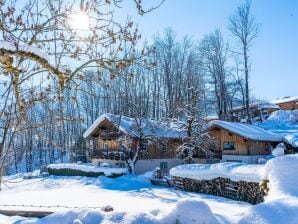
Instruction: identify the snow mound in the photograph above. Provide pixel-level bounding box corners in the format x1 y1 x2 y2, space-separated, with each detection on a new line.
170 162 264 183
164 198 219 224
263 154 298 200
239 197 298 224
48 163 128 176
266 110 292 123
271 143 286 157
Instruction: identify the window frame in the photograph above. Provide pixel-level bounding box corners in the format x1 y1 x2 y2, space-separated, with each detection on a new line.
103 142 109 151
223 141 236 150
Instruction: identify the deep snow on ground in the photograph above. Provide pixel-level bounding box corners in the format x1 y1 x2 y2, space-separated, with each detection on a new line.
2 155 298 223
0 173 249 224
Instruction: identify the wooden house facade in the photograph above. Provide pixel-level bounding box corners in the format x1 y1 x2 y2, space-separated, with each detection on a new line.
207 120 283 163
83 113 185 174
270 96 298 110
230 103 279 122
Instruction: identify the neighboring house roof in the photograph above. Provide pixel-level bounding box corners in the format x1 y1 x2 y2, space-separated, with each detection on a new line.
270 96 298 105
284 134 298 148
83 113 186 139
231 102 279 112
208 120 283 142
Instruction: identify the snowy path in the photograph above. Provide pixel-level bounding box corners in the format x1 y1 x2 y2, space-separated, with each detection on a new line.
0 174 250 223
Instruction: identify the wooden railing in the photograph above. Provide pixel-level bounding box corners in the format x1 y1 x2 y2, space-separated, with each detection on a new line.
90 150 126 161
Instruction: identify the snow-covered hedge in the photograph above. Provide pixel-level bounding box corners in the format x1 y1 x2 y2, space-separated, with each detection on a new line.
47 164 128 178
170 162 264 183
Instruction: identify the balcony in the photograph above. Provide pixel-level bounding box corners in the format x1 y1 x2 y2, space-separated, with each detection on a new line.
99 131 122 140
91 150 127 161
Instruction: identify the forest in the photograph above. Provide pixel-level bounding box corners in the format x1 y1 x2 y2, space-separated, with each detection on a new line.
0 0 259 175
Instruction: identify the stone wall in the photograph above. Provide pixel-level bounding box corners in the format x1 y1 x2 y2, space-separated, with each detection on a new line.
173 176 267 204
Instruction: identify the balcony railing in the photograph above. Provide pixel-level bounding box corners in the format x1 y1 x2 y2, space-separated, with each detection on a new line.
99 131 122 139
91 150 127 161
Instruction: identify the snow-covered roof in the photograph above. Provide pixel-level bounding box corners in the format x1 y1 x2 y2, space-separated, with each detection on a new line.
83 113 186 139
270 96 298 105
208 120 283 142
231 102 279 111
284 134 298 148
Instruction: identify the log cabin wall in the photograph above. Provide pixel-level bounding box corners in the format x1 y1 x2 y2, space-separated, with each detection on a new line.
248 141 271 155
277 101 298 110
210 128 272 156
138 140 181 159
97 136 181 160
98 138 120 151
220 129 249 155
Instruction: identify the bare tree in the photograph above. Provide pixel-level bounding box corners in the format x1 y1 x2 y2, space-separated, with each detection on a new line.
199 29 231 120
0 0 162 189
229 0 259 123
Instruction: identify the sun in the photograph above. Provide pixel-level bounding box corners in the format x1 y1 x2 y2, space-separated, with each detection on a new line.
68 11 90 31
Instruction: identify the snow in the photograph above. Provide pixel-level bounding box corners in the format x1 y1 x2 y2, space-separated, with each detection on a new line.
0 41 49 61
263 154 298 200
0 40 16 51
239 198 298 224
231 102 279 111
47 163 128 176
259 110 298 147
170 162 264 183
271 143 286 157
0 173 250 224
270 96 298 105
3 155 298 223
208 120 282 142
19 45 50 62
0 40 65 74
239 154 298 223
284 134 298 147
166 198 219 224
83 113 186 139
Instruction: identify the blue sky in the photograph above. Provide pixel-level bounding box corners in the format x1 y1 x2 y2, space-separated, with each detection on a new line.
120 0 298 100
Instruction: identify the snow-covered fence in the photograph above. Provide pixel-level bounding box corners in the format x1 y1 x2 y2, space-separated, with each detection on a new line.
170 163 267 204
47 164 128 178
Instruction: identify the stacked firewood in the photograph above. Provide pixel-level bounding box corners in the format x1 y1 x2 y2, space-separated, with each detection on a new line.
173 176 267 204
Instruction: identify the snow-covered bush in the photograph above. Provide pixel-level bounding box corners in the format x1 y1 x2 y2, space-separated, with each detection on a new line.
257 158 267 164
272 143 286 157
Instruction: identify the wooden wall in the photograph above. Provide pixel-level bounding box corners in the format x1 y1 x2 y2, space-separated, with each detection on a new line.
278 102 298 110
97 137 181 159
210 128 273 156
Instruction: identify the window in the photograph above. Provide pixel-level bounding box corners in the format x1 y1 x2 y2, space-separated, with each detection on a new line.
160 162 168 169
141 142 148 151
161 144 168 152
223 142 235 150
103 142 109 151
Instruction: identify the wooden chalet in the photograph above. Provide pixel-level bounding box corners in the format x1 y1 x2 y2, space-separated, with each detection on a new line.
270 96 298 110
83 113 186 174
207 120 283 163
230 102 279 122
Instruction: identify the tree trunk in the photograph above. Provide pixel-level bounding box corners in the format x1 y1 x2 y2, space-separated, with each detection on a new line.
244 46 251 124
0 166 3 191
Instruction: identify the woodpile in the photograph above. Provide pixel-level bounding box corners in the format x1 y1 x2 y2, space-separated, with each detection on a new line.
173 176 267 204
